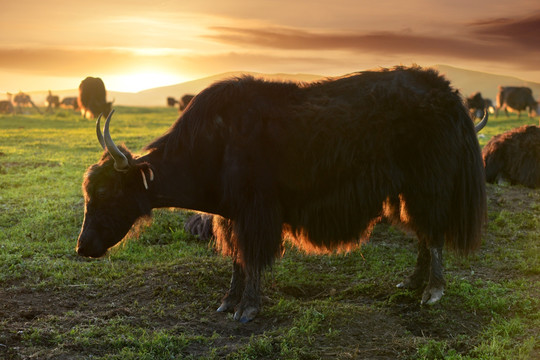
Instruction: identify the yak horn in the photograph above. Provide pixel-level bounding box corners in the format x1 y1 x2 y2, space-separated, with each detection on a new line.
103 109 129 171
474 108 488 133
96 114 106 150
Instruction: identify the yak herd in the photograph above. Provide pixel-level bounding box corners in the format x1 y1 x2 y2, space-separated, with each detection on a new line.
0 76 112 118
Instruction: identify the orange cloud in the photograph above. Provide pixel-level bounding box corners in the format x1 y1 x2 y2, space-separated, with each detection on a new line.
205 15 540 70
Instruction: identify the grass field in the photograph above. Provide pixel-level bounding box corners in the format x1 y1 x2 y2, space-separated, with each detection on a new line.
0 106 538 359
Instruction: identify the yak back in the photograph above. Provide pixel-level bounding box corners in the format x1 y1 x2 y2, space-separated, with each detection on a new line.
145 66 485 254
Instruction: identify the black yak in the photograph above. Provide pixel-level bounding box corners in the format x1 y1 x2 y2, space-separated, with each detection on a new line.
166 94 194 112
467 92 494 119
167 96 179 107
78 77 112 119
0 92 14 114
13 91 42 114
60 96 79 110
483 125 540 188
179 94 195 111
496 86 538 119
76 66 487 323
45 90 60 113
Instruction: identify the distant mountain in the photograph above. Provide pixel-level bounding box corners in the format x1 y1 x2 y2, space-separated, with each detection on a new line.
433 65 540 101
23 66 540 107
121 71 325 106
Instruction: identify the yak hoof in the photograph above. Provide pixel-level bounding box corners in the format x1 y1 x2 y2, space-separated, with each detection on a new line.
396 281 408 289
420 286 444 305
217 298 237 313
234 306 258 323
217 303 230 313
396 276 424 290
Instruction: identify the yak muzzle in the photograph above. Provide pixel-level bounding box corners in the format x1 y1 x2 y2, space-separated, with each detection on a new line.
76 230 108 258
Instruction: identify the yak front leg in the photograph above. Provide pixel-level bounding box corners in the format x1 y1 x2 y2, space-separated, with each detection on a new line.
217 260 245 313
233 268 261 323
217 260 263 323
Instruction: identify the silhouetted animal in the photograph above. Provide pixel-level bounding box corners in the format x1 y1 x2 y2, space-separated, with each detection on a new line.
179 94 195 111
45 90 60 112
0 93 13 114
185 213 214 241
467 92 494 118
60 97 79 110
167 97 178 107
76 66 487 323
13 91 42 114
496 86 538 118
78 77 112 118
483 125 540 188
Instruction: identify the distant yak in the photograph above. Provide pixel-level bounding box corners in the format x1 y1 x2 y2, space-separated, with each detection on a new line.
179 94 195 111
78 77 112 119
167 94 195 112
483 125 540 188
466 92 494 118
76 66 487 322
13 91 42 114
45 90 60 112
0 93 14 114
166 96 178 107
60 97 79 110
496 86 538 119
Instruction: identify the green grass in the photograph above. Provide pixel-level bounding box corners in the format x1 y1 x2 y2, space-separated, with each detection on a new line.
0 107 538 359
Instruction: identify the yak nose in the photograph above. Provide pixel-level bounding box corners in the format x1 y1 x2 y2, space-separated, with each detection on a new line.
76 232 106 258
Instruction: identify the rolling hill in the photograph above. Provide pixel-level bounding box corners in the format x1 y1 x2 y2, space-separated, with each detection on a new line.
21 65 540 107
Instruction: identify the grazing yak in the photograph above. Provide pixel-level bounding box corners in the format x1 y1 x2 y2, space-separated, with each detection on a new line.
467 92 494 119
60 96 79 110
167 96 179 107
496 86 538 119
78 77 112 119
13 91 42 114
483 125 540 188
179 94 195 111
45 90 60 112
76 66 488 323
167 94 195 112
0 93 14 114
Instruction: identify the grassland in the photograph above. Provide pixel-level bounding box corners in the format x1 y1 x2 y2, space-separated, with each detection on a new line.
0 107 538 359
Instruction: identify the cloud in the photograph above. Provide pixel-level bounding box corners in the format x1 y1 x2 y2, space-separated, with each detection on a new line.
469 12 540 49
204 23 540 70
0 48 140 76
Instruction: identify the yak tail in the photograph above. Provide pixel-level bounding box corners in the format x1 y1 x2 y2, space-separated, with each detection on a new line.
445 110 487 255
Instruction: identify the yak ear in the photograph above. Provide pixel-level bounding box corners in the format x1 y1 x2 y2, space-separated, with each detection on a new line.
136 164 155 190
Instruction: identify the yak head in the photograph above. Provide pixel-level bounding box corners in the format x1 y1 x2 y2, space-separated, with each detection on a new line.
76 110 153 258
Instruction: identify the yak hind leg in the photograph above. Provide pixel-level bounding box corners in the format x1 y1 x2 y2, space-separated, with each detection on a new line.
398 236 446 305
397 240 430 290
421 246 445 304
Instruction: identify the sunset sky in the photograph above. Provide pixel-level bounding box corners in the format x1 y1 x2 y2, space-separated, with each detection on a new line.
1 0 539 93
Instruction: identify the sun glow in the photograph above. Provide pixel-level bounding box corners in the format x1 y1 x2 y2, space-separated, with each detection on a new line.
105 71 190 93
